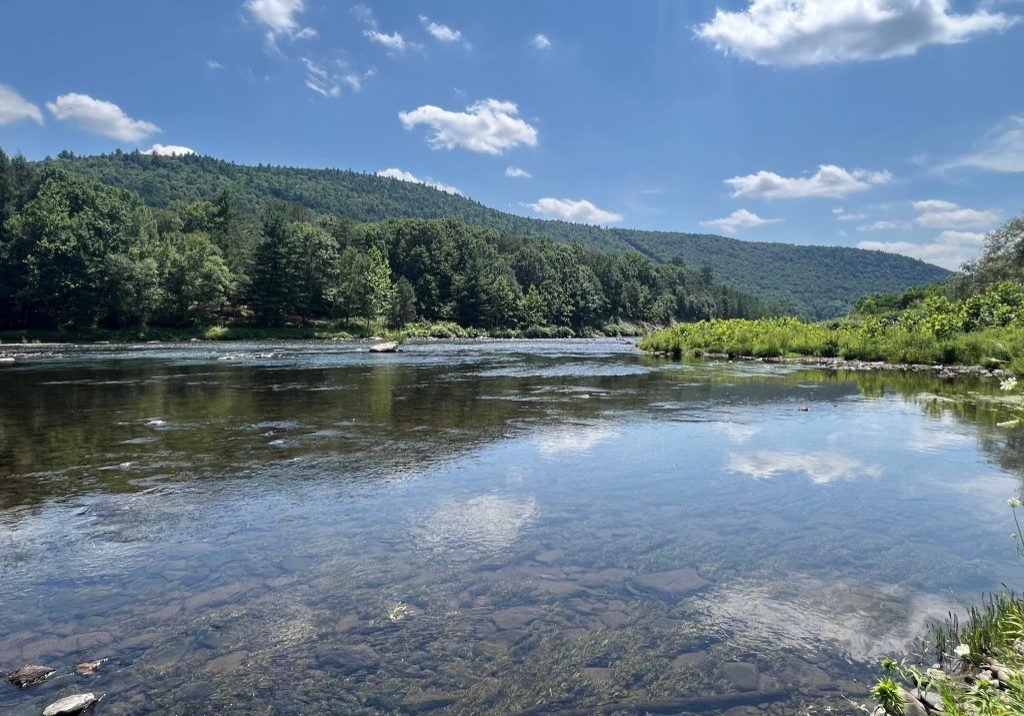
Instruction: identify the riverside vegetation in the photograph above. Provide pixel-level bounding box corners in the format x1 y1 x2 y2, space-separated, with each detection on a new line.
640 214 1024 375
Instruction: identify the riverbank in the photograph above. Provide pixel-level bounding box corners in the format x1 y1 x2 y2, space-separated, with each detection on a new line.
0 320 650 346
639 317 1024 376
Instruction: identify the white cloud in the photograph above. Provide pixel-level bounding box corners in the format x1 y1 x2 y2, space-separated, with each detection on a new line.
833 207 867 221
364 29 413 52
244 0 316 45
142 144 196 156
701 208 781 234
725 164 891 199
420 15 466 45
301 58 370 98
46 93 160 142
206 59 223 70
857 220 912 231
952 116 1024 172
912 199 1000 229
505 166 532 179
376 167 462 195
527 197 623 225
399 98 538 155
857 230 986 270
531 33 552 49
695 0 1016 66
0 84 43 125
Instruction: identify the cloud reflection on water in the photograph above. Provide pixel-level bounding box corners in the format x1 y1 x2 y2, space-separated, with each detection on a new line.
727 451 882 484
415 494 537 554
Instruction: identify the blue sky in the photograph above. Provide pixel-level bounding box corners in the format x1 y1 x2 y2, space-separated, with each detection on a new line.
0 0 1022 269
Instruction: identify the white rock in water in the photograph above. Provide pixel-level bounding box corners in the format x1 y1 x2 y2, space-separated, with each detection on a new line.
369 341 400 353
43 693 100 715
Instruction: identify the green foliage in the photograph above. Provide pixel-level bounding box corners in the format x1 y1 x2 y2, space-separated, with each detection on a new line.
642 281 1024 368
0 158 765 334
40 150 950 318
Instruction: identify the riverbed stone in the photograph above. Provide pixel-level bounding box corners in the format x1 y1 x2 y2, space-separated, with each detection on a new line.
369 341 399 353
581 666 613 685
43 693 100 716
202 650 248 675
6 663 55 687
632 568 708 598
491 606 545 631
721 661 759 691
314 643 381 675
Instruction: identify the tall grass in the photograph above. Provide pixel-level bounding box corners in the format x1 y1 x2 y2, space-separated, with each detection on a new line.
639 318 1024 371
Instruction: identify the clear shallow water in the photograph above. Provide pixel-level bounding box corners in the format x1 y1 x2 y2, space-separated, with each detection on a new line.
1 339 1022 715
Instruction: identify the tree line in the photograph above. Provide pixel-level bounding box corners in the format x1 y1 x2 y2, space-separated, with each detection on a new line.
0 149 766 333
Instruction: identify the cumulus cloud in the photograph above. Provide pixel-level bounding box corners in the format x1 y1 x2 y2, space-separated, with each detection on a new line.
420 15 466 45
399 99 538 155
365 29 413 52
505 166 532 179
951 116 1024 173
913 199 1000 229
46 93 160 142
527 197 623 225
0 84 43 125
858 220 912 231
142 144 195 156
701 208 781 234
206 59 223 70
833 207 867 221
695 0 1016 66
244 0 316 46
857 230 986 270
725 164 891 199
531 33 552 49
376 167 462 195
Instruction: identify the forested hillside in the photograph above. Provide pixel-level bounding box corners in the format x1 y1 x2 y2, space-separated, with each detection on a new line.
44 151 951 318
0 150 762 334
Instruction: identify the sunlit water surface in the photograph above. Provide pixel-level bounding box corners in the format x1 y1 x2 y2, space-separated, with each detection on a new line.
1 340 1022 714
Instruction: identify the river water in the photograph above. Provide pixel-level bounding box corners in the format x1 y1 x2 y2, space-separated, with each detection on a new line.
1 339 1022 715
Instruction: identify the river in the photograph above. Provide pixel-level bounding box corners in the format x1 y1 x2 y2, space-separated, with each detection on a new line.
1 339 1022 714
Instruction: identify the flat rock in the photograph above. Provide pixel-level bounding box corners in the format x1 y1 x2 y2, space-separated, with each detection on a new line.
403 691 457 712
491 606 545 631
671 651 709 671
7 663 55 687
632 568 708 597
202 650 248 675
721 661 758 691
43 693 100 716
369 341 400 353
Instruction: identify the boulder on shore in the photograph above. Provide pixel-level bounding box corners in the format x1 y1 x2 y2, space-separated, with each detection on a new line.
369 341 400 353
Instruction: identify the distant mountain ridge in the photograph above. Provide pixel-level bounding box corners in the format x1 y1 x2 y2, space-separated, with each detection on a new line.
45 151 951 318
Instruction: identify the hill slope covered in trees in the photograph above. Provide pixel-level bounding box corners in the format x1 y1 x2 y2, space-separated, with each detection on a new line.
0 151 763 335
44 151 951 318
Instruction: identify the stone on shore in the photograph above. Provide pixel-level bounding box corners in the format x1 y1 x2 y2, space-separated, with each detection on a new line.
369 341 400 353
6 664 55 687
43 693 100 716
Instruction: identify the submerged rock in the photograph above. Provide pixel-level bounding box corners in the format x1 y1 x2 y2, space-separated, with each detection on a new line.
721 661 758 691
7 664 55 687
369 341 400 353
632 568 708 598
42 693 100 715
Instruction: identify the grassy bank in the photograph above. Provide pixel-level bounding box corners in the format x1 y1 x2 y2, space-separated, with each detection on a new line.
872 501 1024 715
640 281 1024 372
0 320 649 345
639 317 1024 372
